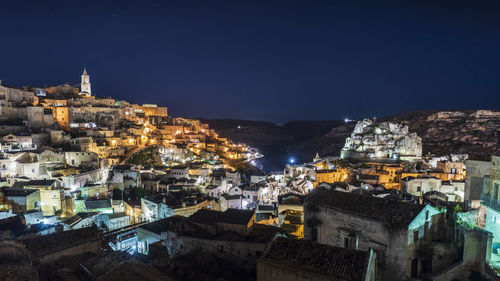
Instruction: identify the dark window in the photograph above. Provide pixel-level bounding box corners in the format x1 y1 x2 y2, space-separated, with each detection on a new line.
413 230 419 243
344 237 349 248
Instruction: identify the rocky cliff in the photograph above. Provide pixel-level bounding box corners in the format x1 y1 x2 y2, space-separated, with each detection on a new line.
340 118 422 160
201 110 500 171
385 110 500 160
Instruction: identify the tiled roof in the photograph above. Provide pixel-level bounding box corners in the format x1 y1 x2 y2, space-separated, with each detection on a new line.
140 216 188 235
12 179 57 188
222 194 242 200
0 215 26 237
85 199 112 210
306 188 424 227
278 193 304 205
22 225 100 256
4 188 39 197
62 212 99 226
246 224 287 243
188 209 254 226
262 237 368 281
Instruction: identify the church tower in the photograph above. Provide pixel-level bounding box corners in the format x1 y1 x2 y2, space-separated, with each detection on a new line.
80 67 92 97
313 152 320 162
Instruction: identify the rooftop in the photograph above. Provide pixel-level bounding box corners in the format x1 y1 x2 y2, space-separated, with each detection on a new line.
85 199 112 210
262 237 369 281
22 225 100 256
3 188 39 197
12 179 57 188
306 188 424 227
188 208 254 226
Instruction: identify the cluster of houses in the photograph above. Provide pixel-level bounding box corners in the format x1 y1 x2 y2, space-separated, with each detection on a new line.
0 71 499 280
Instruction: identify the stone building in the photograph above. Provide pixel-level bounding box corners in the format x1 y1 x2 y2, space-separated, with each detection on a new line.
402 175 465 202
12 180 64 216
304 188 441 280
0 83 38 107
3 188 41 213
64 151 98 168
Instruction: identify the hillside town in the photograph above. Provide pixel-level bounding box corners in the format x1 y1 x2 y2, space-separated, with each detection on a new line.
0 70 499 281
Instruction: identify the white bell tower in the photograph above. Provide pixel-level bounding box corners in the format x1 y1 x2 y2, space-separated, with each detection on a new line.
80 67 92 97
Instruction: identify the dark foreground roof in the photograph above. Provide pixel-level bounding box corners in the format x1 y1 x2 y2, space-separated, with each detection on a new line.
85 199 112 210
262 237 369 281
22 225 100 256
188 209 254 226
306 188 424 227
12 179 57 188
3 188 39 197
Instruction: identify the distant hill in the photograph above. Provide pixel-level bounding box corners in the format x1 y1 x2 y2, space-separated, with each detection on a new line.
200 110 500 171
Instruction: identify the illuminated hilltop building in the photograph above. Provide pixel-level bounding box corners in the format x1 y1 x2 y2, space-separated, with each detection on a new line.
79 68 92 97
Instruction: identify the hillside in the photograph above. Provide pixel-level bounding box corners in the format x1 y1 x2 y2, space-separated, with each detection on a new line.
200 110 500 171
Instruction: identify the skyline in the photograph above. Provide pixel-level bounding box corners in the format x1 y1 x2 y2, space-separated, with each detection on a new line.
1 0 500 122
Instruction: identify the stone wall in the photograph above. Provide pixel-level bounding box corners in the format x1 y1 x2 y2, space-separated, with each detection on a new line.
27 107 56 128
304 206 408 280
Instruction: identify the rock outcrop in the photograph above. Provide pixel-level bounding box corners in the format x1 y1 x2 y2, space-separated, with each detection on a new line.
203 110 500 171
340 119 422 160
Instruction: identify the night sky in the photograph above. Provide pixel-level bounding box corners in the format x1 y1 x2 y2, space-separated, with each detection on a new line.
1 0 500 122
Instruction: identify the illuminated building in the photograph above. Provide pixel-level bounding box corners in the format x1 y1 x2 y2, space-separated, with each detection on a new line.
79 68 92 97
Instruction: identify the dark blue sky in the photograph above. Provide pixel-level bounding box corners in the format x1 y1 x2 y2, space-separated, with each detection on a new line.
1 0 499 122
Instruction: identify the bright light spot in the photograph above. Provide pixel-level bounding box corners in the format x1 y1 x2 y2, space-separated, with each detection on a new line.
42 218 48 224
237 125 241 129
289 157 296 164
